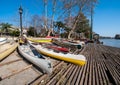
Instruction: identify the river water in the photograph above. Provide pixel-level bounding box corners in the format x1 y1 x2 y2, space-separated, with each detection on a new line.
100 39 120 48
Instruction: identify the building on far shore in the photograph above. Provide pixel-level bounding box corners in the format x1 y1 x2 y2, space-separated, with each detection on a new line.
115 34 120 39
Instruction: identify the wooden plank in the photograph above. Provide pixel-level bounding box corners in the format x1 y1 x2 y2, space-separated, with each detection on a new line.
64 65 76 84
33 74 48 85
53 61 64 71
0 59 22 66
0 65 32 81
100 61 110 84
92 61 95 85
75 66 84 85
56 64 73 85
46 64 70 85
71 66 81 85
30 61 64 85
79 61 88 85
88 59 93 85
67 66 78 84
94 61 100 85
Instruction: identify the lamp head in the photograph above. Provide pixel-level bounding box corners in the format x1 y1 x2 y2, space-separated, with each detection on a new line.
19 6 23 14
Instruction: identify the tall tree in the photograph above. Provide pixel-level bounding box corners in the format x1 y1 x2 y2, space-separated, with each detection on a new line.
30 0 97 38
75 12 90 38
31 15 39 37
43 0 48 31
27 26 37 36
54 21 65 36
47 0 57 36
90 0 98 40
30 15 46 36
67 0 97 39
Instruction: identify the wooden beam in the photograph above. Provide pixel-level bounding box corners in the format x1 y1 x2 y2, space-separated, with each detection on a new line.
0 59 22 67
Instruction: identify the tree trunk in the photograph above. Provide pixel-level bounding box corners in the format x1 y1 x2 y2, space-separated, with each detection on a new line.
34 19 36 37
47 29 52 36
47 0 56 36
44 0 48 32
68 13 81 39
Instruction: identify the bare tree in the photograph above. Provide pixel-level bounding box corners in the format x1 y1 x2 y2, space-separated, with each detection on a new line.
30 15 45 36
31 0 97 38
47 0 57 36
43 0 48 31
67 0 97 39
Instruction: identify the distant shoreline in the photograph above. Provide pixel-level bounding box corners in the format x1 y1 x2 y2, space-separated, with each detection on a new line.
100 38 120 48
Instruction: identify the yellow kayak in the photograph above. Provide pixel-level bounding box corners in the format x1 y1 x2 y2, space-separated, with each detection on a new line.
28 38 52 43
0 42 18 61
29 41 86 66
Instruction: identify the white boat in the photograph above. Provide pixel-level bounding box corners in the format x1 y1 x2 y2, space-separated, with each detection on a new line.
18 44 52 74
0 38 7 45
29 41 86 66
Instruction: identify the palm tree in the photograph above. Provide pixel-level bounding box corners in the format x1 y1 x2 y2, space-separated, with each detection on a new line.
0 23 12 35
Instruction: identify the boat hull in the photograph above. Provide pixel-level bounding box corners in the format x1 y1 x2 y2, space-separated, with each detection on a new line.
0 43 18 61
0 38 7 45
0 38 6 42
18 45 52 74
38 49 86 66
28 38 52 43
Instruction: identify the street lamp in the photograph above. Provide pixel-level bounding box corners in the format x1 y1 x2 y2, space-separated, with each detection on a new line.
19 6 23 37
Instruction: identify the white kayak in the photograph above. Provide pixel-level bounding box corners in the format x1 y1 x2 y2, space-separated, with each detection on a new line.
18 44 52 74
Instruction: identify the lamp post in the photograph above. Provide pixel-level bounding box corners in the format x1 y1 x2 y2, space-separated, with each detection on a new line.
19 6 23 37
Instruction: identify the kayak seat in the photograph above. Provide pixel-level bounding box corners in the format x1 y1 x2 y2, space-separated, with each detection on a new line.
30 46 45 59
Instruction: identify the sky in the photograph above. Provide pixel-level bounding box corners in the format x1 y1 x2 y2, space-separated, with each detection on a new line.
93 0 120 37
0 0 120 37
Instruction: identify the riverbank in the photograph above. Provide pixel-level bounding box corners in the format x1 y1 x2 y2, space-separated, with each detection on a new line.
0 43 120 85
100 39 120 48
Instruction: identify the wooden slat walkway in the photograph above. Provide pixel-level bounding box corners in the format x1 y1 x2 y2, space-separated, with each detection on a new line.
0 43 120 85
30 43 120 85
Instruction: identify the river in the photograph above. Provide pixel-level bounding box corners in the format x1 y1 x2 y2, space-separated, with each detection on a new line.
100 39 120 48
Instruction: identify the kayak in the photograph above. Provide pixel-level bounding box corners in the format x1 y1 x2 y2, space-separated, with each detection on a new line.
29 41 86 66
28 38 52 43
63 40 85 48
0 37 7 42
0 38 7 45
18 44 52 74
0 42 18 61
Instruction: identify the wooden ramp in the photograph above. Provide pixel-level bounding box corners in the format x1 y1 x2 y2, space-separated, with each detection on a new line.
0 44 120 85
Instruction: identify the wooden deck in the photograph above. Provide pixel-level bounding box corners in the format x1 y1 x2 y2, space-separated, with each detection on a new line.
0 43 120 85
